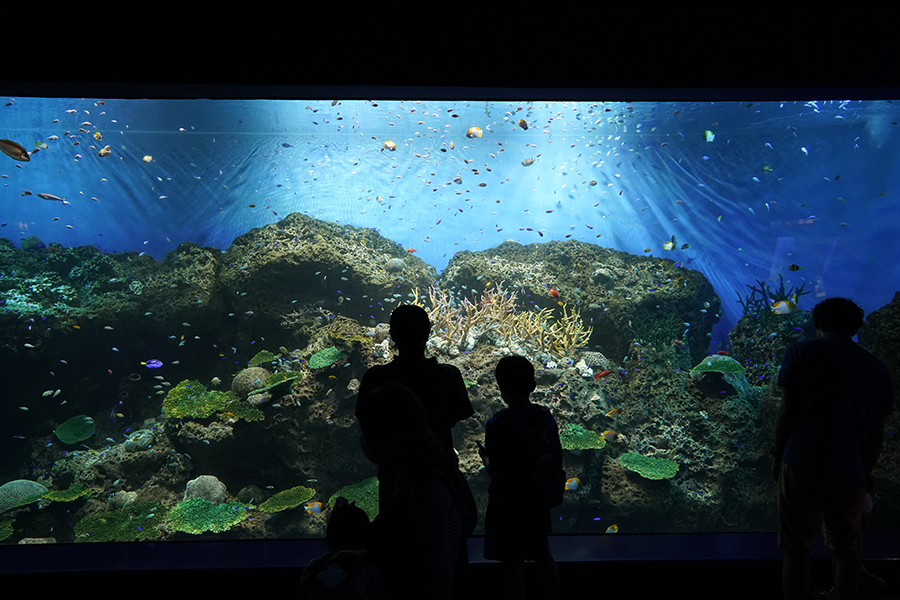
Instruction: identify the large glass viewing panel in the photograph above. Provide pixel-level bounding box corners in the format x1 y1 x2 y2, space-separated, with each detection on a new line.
0 96 897 545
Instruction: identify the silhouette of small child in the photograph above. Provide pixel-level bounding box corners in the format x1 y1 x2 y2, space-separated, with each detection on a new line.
297 497 383 600
479 355 562 600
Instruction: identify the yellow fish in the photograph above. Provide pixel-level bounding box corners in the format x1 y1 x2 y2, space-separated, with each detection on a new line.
305 501 323 514
93 131 102 140
663 234 677 251
606 524 619 534
142 155 153 163
772 294 798 315
565 477 580 491
466 126 482 138
382 140 396 151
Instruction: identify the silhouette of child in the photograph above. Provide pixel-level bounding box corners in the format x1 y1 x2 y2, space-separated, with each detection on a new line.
297 497 383 600
479 355 562 600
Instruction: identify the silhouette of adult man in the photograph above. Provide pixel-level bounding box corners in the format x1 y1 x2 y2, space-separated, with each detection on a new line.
774 297 894 600
357 305 474 504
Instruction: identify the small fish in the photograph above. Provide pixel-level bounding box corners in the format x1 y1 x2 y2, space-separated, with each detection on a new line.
21 190 32 196
382 140 396 151
23 343 36 349
466 126 482 138
42 390 54 397
305 501 323 514
772 294 798 315
18 406 28 411
717 350 729 355
281 142 292 148
35 142 48 149
601 430 617 441
788 264 802 271
142 155 153 163
93 132 102 140
595 370 612 379
518 119 528 130
606 524 619 534
801 147 808 156
680 243 690 250
449 141 454 150
47 135 59 140
142 359 163 369
98 145 111 157
703 130 715 142
0 139 30 161
643 248 652 253
407 248 417 253
549 288 559 299
762 165 773 173
605 408 620 417
663 235 677 251
37 192 67 203
521 158 535 167
565 477 580 491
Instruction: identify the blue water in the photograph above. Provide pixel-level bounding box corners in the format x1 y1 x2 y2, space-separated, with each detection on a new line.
2 97 898 341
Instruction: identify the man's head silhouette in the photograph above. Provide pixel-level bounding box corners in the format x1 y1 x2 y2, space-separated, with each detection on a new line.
390 304 431 356
813 297 864 336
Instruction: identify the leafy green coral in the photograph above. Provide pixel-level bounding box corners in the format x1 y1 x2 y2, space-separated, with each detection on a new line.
162 380 232 419
166 498 251 534
248 350 278 367
42 482 93 502
327 477 379 521
559 423 606 450
309 347 348 369
258 486 316 513
55 415 95 444
0 480 49 513
74 501 165 542
0 519 14 541
691 355 746 374
220 398 265 422
250 371 302 395
619 452 679 480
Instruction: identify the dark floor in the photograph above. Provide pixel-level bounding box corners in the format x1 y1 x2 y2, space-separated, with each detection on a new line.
3 534 898 599
3 559 899 599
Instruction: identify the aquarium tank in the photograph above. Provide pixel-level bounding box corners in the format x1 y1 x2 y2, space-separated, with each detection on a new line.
0 95 898 548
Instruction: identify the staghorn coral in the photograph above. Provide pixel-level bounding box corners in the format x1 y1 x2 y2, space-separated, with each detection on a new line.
412 284 592 359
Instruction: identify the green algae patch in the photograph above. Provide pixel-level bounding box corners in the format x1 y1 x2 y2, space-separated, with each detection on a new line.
559 423 606 450
55 415 95 444
619 452 679 480
251 371 302 395
220 398 265 423
166 498 251 534
74 501 165 542
162 380 232 419
42 482 92 503
0 519 15 541
690 355 746 375
309 347 348 369
258 486 316 513
248 350 278 367
327 477 379 521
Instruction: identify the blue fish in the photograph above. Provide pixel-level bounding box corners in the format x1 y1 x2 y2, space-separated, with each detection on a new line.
142 359 163 369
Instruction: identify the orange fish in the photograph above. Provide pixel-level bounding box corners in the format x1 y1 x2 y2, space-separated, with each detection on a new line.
565 477 580 491
407 248 417 253
606 408 620 417
549 288 559 298
601 430 617 441
305 501 323 514
595 370 612 379
518 119 528 130
717 350 729 355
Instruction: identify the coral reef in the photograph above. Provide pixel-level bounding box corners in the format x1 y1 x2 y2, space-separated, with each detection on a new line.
184 475 227 504
559 424 607 450
54 415 96 444
166 498 251 535
258 486 316 513
308 347 348 369
0 480 48 513
327 478 379 521
619 452 680 480
163 380 232 419
736 274 811 316
74 501 166 542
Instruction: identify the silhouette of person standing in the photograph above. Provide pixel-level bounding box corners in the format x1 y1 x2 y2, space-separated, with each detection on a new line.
774 297 894 600
357 304 475 504
479 355 562 600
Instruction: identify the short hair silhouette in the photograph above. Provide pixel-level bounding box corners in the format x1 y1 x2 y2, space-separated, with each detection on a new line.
812 297 864 336
390 304 431 346
495 355 535 397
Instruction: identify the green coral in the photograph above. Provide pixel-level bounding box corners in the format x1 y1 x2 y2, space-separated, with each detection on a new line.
74 501 165 542
258 486 316 513
55 415 95 444
162 380 232 419
249 371 302 395
736 274 812 316
248 350 278 367
0 519 14 541
690 355 746 374
619 452 679 480
309 347 348 369
327 477 379 521
559 423 606 450
220 398 265 422
42 482 93 502
166 498 251 534
0 480 49 513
